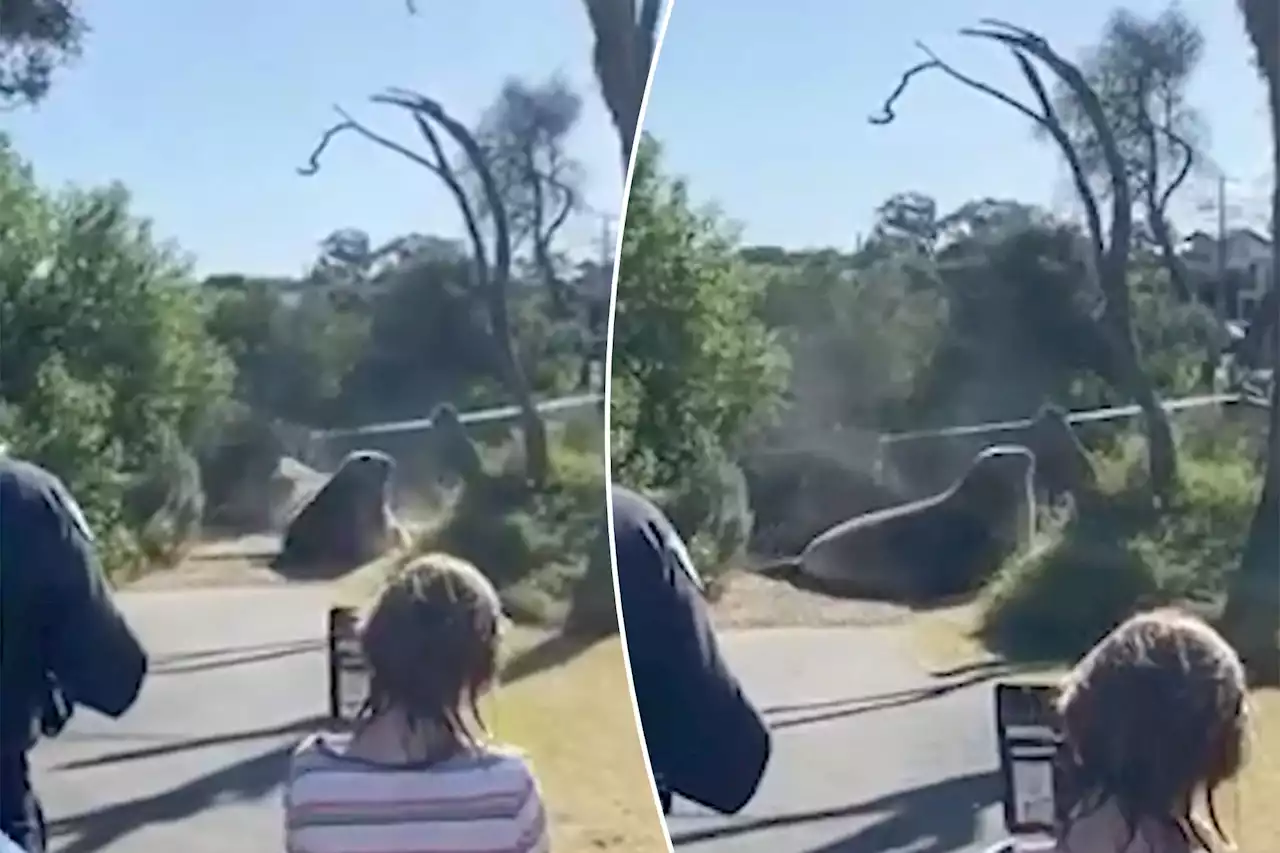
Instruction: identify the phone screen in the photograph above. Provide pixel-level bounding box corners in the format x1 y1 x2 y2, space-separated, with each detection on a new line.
994 682 1063 835
327 606 369 724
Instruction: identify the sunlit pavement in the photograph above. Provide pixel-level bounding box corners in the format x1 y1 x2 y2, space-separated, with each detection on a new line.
33 595 1015 853
32 586 335 853
665 627 1011 853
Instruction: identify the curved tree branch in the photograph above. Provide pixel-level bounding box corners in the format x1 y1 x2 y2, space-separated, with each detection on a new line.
870 37 1108 287
963 19 1135 333
868 17 1180 499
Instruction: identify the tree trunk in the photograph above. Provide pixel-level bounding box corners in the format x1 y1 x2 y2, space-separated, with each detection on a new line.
581 0 660 173
496 337 550 489
1118 352 1180 500
1147 206 1192 303
1223 0 1279 685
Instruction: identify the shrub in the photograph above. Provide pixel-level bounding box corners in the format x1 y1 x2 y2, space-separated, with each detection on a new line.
420 428 606 625
979 513 1164 661
658 452 753 593
564 522 617 636
126 426 206 567
0 138 233 577
978 431 1261 661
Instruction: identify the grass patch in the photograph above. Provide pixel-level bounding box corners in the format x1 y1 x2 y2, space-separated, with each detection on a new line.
1224 688 1280 853
486 632 666 852
977 432 1261 663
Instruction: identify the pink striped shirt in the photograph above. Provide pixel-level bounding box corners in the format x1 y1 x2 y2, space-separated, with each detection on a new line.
284 732 550 853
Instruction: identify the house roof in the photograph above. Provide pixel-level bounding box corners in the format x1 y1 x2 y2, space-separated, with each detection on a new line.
1182 227 1272 247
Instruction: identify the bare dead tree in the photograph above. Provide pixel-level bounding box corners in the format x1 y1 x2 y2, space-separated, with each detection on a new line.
528 170 579 315
473 78 584 317
298 89 550 488
1137 101 1197 303
870 18 1179 497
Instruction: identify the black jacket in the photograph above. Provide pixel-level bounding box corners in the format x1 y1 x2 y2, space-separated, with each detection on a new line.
0 457 148 756
612 484 770 815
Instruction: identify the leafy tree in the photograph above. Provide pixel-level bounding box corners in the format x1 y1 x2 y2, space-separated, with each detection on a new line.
1052 5 1205 302
611 136 789 490
872 18 1180 497
335 253 505 421
204 274 370 427
0 137 233 569
866 191 940 258
0 0 85 107
757 251 945 436
475 78 583 273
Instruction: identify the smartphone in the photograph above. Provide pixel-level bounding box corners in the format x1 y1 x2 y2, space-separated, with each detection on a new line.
327 606 369 724
994 682 1064 836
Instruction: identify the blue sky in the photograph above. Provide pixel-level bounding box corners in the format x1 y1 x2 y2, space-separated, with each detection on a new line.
642 0 1270 250
5 0 624 277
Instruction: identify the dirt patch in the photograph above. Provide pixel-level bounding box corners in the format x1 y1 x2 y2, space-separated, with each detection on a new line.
709 569 909 630
124 533 285 591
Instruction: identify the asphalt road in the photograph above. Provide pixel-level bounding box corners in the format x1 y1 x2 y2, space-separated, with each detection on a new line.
32 592 1016 853
665 627 1014 853
31 586 336 853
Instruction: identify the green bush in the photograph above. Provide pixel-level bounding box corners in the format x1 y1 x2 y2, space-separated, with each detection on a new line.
0 137 233 577
663 453 753 592
563 522 617 636
421 429 606 625
610 136 789 490
979 513 1164 661
978 431 1261 661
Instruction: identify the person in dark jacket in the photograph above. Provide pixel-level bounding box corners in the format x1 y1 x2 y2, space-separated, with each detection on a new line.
612 484 771 817
0 456 149 852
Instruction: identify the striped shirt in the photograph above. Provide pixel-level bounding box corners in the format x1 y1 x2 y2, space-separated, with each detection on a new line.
284 732 550 853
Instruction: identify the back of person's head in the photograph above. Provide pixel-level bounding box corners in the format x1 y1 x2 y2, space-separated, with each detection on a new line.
1055 607 1250 851
356 552 506 750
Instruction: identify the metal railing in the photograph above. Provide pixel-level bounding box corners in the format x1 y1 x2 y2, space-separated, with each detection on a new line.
877 392 1258 449
312 392 603 440
872 390 1270 486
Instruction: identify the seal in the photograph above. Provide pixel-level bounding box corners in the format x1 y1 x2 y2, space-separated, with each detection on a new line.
272 449 407 576
759 444 1037 601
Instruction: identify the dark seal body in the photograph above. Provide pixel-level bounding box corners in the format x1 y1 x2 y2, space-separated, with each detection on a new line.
787 445 1037 600
273 450 406 576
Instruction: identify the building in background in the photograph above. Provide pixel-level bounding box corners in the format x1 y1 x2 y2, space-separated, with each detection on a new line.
1179 227 1273 323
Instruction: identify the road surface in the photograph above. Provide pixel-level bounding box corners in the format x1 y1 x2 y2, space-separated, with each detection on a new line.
665 627 1014 853
32 585 336 853
33 593 1016 853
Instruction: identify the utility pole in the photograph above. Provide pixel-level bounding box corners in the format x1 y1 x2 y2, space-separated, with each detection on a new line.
1216 173 1230 325
598 212 614 270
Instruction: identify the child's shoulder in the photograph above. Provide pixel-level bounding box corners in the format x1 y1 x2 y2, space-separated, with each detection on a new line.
289 730 348 772
471 742 538 780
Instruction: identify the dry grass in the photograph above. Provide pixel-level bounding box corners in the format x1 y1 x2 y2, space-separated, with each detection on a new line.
906 601 1279 852
330 558 667 853
708 568 908 630
487 634 666 853
1224 688 1280 852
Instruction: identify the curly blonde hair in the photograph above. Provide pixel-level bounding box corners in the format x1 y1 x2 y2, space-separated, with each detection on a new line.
1055 608 1250 850
356 553 506 752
